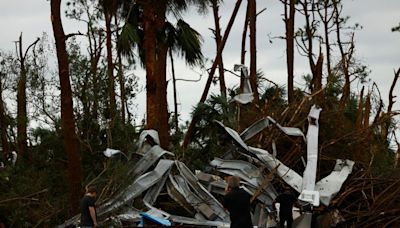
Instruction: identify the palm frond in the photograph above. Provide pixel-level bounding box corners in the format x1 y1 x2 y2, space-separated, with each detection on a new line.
117 4 143 60
176 19 203 66
117 22 141 58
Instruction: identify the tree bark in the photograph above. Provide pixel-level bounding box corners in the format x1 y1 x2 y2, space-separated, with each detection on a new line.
115 15 126 125
355 86 365 129
169 49 179 132
16 34 39 162
156 43 170 149
248 0 258 102
212 0 226 98
320 0 333 82
334 1 353 116
155 2 169 149
17 34 28 161
104 10 116 148
142 3 158 131
50 0 82 214
240 2 249 92
89 31 102 122
285 0 295 104
301 0 317 92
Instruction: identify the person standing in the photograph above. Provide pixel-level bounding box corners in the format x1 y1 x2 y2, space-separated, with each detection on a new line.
274 186 298 228
222 176 253 228
80 186 98 228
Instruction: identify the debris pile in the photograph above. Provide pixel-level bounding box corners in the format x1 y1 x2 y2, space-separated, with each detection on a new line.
58 105 400 227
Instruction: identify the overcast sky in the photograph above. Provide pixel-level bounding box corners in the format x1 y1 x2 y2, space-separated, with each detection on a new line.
0 0 399 126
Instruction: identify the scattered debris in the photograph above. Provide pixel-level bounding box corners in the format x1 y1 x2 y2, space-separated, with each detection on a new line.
58 105 357 227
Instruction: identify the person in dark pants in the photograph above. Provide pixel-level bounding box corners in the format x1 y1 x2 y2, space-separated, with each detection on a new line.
222 176 253 228
274 186 298 228
80 186 98 228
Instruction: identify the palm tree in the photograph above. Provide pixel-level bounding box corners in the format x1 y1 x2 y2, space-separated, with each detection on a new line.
119 0 204 149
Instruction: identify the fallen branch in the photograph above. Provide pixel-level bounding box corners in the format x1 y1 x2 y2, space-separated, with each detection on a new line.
0 188 48 204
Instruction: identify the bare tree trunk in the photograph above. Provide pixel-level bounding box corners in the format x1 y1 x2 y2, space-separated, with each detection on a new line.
382 68 400 138
248 0 258 101
356 86 365 129
212 0 226 98
115 17 126 125
104 10 116 148
319 0 333 82
17 34 28 161
300 0 317 92
142 3 158 131
240 2 249 92
0 74 10 159
89 31 102 122
155 2 169 149
284 0 295 103
141 0 170 148
363 92 371 128
50 0 82 214
169 49 179 132
16 34 39 162
313 51 324 104
156 44 170 149
334 1 353 116
183 0 243 149
387 68 400 114
105 11 116 123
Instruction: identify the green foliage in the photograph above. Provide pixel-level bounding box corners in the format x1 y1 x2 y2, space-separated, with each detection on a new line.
0 155 69 227
118 4 142 59
174 19 204 66
183 94 237 169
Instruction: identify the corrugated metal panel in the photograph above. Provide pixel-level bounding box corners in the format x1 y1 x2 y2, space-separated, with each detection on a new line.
98 159 174 216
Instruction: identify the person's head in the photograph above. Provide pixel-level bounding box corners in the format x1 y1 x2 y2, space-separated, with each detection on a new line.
226 176 240 190
86 186 97 197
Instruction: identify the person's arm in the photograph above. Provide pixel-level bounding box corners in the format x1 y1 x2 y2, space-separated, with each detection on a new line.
89 206 97 227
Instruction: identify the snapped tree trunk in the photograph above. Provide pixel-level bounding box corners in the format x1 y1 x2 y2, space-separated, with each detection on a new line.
300 0 317 92
248 0 258 102
169 49 179 132
105 11 116 122
212 0 226 98
320 0 333 82
334 1 353 116
50 0 82 214
105 11 116 148
16 34 39 162
17 34 27 161
240 2 249 92
285 0 295 104
89 32 102 122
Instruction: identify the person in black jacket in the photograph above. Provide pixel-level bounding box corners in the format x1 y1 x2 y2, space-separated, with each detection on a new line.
274 186 298 228
222 176 253 228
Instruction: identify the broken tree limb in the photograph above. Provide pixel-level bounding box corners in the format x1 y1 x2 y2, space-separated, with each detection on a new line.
250 164 280 203
183 0 243 149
